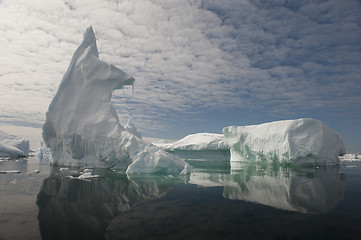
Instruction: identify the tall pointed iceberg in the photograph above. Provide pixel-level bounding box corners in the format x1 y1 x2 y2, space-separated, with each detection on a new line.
42 27 189 174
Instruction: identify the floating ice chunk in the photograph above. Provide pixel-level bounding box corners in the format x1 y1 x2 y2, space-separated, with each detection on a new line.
340 153 361 162
69 172 100 179
29 170 40 175
0 130 29 158
0 170 21 174
163 133 229 151
124 116 142 139
42 26 189 174
223 118 345 165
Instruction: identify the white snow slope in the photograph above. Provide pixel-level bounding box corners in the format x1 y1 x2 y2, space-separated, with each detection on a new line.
0 130 29 158
223 118 345 165
42 26 189 174
162 133 229 151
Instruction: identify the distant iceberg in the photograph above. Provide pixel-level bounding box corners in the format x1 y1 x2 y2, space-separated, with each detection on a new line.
42 26 189 174
158 133 230 162
161 133 229 151
0 130 29 158
223 118 345 165
339 153 361 162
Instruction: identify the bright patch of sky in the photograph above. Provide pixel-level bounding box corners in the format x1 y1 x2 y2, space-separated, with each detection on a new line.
0 0 360 152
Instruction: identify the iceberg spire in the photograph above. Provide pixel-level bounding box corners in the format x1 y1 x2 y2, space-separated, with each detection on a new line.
42 26 189 174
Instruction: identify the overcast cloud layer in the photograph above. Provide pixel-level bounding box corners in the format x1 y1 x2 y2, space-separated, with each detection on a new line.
1 0 360 150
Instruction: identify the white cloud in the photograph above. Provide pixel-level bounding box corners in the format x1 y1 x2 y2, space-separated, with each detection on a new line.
0 0 360 138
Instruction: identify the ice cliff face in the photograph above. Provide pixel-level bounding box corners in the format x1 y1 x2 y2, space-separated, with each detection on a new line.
0 130 29 158
42 26 189 174
223 118 345 165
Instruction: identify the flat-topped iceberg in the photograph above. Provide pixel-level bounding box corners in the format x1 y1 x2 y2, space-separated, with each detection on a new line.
162 133 229 151
159 133 230 162
42 26 189 174
223 118 345 165
0 130 29 158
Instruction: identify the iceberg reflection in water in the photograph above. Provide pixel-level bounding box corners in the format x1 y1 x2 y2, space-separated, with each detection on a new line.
36 167 181 240
190 163 346 214
36 159 347 240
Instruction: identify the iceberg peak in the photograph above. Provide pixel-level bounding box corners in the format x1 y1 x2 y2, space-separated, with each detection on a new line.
42 27 189 174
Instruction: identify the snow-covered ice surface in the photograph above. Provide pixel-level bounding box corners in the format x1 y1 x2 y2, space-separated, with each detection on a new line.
0 130 29 158
156 133 230 162
161 133 229 151
223 118 345 166
42 26 189 175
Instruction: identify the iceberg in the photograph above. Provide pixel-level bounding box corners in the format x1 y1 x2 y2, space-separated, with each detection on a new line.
159 133 230 162
42 26 189 174
124 116 142 139
162 133 229 151
340 153 361 162
223 118 345 165
0 130 29 158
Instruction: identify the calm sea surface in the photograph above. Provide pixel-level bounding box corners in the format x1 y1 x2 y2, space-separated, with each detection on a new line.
1 154 361 240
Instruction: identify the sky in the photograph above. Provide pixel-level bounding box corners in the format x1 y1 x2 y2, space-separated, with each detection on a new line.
0 0 360 152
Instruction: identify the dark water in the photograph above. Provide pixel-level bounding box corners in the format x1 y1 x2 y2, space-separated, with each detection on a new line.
1 156 361 240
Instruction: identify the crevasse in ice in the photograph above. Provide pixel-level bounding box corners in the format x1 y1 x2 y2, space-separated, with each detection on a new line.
42 26 189 174
223 118 345 165
0 130 29 158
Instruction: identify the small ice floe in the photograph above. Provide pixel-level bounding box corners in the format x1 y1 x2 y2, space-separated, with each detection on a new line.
68 172 99 180
0 130 30 158
28 170 40 175
60 167 69 171
0 170 21 174
340 153 361 162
